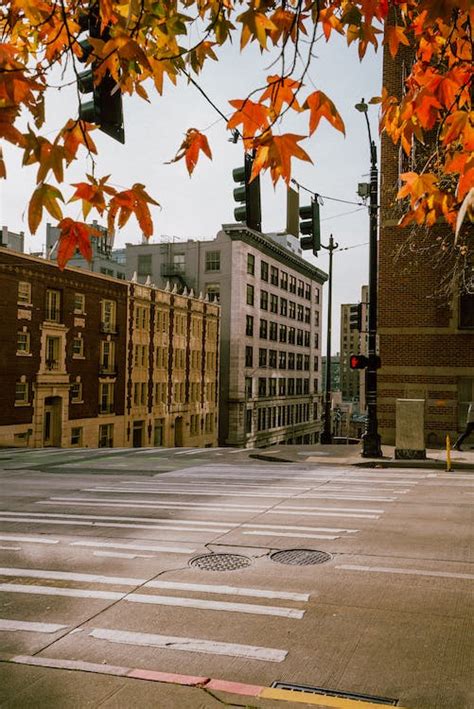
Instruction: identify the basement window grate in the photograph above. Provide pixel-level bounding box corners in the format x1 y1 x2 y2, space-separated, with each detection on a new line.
271 682 398 705
270 549 332 566
189 553 252 572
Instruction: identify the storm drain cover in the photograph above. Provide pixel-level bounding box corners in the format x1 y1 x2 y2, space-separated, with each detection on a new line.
271 682 398 705
270 549 332 566
189 553 252 572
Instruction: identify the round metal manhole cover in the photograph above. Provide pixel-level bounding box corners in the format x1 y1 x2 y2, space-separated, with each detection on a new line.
189 553 252 572
270 549 332 566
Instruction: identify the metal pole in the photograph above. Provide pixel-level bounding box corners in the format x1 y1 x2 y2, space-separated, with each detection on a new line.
320 234 337 444
362 139 382 457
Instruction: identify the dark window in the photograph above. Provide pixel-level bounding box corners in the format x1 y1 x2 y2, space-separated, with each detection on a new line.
246 284 254 306
279 378 286 396
279 351 287 369
280 298 287 316
205 251 220 272
246 315 254 336
314 310 319 326
280 271 288 290
269 378 277 396
296 378 303 395
288 327 295 344
245 346 253 367
270 293 278 313
247 253 255 275
304 354 310 371
305 284 311 300
246 408 252 433
304 307 311 324
297 304 304 321
279 324 287 343
270 266 279 286
269 321 277 341
304 379 310 394
259 348 267 367
289 276 296 294
289 301 296 319
297 329 303 346
259 319 268 339
314 356 319 371
269 349 277 368
297 280 304 297
261 261 269 281
245 377 253 399
314 332 319 348
258 377 267 397
296 353 303 370
288 352 295 370
137 254 152 276
287 378 295 395
304 331 310 347
260 290 268 310
315 287 320 304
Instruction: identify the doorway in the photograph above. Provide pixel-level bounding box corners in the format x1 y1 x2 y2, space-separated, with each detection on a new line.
132 420 144 448
43 397 62 447
174 417 184 447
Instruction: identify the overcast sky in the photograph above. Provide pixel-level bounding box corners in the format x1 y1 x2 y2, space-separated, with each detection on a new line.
0 32 382 353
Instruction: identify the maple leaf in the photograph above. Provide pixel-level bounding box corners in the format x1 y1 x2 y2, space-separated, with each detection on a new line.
108 183 159 238
227 100 270 146
303 90 345 136
28 183 64 235
269 8 308 45
397 172 438 206
56 218 101 270
237 8 277 50
260 76 302 115
61 120 97 163
384 25 410 58
69 174 117 219
252 133 312 185
168 128 212 175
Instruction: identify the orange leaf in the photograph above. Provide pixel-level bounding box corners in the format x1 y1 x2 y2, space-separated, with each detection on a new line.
108 183 159 238
237 8 277 50
168 129 212 175
227 100 270 146
384 25 410 59
56 218 100 270
69 174 117 219
252 133 312 185
28 183 64 235
303 90 345 136
397 172 438 205
61 120 97 163
259 75 302 115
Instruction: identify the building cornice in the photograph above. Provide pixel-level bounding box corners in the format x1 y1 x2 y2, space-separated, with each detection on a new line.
221 224 328 284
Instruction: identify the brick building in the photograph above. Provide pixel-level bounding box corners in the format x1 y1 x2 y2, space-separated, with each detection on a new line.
378 48 474 446
0 250 219 448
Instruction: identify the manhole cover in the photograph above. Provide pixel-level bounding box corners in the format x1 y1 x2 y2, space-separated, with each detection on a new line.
270 549 332 566
189 553 252 572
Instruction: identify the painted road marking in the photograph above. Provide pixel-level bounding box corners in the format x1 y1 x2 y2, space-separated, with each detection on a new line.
47 497 268 511
241 523 358 533
40 500 266 514
0 517 231 533
0 511 231 527
83 488 309 498
0 584 123 600
90 628 287 662
243 531 339 540
144 580 309 602
0 619 67 633
0 534 59 545
267 510 380 519
277 505 385 513
93 551 155 559
70 541 196 554
0 567 143 586
125 593 304 618
336 564 474 580
300 495 396 502
0 546 21 550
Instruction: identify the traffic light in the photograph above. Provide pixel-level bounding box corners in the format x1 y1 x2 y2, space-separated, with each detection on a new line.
350 354 381 369
349 303 363 331
299 199 321 255
77 9 125 143
232 153 262 232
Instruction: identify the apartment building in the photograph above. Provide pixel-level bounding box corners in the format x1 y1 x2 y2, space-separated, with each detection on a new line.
125 225 327 447
0 250 219 448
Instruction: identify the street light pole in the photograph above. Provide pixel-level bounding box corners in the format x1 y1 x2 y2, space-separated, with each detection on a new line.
355 99 383 458
320 234 338 444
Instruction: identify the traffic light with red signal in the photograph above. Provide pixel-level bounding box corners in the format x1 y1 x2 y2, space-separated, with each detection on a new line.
350 354 381 370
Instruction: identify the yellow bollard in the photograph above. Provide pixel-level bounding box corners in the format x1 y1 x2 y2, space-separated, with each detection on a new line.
446 435 452 472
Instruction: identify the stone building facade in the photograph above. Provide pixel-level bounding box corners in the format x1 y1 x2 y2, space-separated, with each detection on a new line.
378 47 474 446
0 250 219 448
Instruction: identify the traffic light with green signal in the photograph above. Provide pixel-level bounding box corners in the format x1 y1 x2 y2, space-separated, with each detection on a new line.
77 8 125 144
232 154 262 232
299 199 321 255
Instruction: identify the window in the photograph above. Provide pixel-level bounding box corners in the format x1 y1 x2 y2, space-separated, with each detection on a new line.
45 336 60 370
99 382 114 413
71 427 82 446
314 310 319 326
205 251 220 272
172 253 185 274
304 331 310 347
259 319 268 339
137 254 153 277
305 284 311 300
100 268 114 277
314 332 319 348
98 423 114 448
279 351 287 369
18 281 31 305
297 329 303 346
258 377 267 397
17 330 30 355
269 378 277 396
46 289 61 322
247 253 255 275
287 378 295 395
245 408 252 433
101 340 116 372
288 327 295 344
280 271 288 290
296 378 303 394
72 336 84 358
246 315 254 337
260 290 268 310
270 293 278 313
245 346 253 368
269 321 277 341
15 381 29 405
304 307 311 324
245 377 253 399
101 299 116 333
246 284 255 306
71 380 82 403
304 379 310 394
279 378 286 396
314 356 319 371
259 348 267 367
297 304 304 321
314 287 320 304
74 293 85 313
296 353 303 370
269 349 277 368
206 284 220 303
261 260 269 281
279 324 287 343
135 305 149 330
289 301 296 319
288 352 295 370
270 266 279 285
190 414 199 436
289 275 296 294
280 298 287 316
304 354 310 371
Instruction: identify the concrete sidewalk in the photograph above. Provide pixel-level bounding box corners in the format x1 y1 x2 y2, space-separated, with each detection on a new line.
253 443 474 471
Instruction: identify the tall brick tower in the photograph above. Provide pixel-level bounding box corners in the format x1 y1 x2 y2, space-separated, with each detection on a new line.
377 47 474 447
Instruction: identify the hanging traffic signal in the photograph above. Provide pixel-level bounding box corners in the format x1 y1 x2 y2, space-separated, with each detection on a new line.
349 303 363 331
77 9 125 143
232 153 262 232
299 199 321 255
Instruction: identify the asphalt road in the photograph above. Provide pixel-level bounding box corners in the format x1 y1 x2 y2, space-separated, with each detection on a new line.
0 447 472 709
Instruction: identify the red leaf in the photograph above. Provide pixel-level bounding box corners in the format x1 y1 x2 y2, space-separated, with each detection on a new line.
56 218 100 270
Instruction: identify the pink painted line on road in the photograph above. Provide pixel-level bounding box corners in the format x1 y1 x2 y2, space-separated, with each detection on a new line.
206 678 263 696
128 668 209 686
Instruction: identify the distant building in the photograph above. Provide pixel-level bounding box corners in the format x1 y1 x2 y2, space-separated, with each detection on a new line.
1 226 25 252
125 225 327 447
0 251 219 449
321 354 340 394
46 222 126 280
339 303 361 404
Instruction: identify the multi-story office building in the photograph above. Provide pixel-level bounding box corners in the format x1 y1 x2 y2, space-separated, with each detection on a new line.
125 225 327 447
0 250 219 448
378 45 474 445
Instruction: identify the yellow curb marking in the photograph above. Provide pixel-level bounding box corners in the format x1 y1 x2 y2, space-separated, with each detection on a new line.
259 687 407 709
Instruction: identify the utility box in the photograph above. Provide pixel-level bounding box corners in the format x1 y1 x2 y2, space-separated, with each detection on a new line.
395 399 426 459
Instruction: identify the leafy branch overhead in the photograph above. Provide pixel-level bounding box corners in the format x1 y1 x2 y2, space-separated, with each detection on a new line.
1 0 472 268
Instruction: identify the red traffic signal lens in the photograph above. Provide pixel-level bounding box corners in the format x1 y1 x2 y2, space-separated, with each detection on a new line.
350 354 368 370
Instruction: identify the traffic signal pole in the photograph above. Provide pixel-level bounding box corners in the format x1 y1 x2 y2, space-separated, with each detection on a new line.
320 234 338 444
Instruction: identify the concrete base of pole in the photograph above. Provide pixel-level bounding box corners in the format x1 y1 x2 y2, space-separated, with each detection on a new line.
361 432 383 458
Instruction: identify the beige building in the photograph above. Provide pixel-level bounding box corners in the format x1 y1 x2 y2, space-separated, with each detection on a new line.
125 225 327 447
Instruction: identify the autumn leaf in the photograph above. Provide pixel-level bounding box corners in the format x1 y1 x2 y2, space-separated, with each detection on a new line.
56 218 101 270
227 100 270 145
168 128 212 175
108 183 159 238
28 183 64 234
303 90 345 136
61 120 97 163
237 8 277 50
260 75 302 115
69 174 117 219
384 25 410 59
252 133 312 185
397 172 438 205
